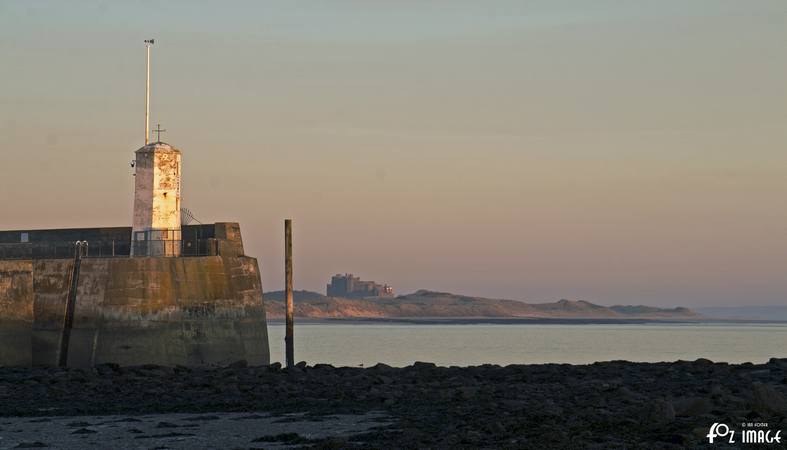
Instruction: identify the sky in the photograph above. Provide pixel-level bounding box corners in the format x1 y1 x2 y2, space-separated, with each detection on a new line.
1 1 786 307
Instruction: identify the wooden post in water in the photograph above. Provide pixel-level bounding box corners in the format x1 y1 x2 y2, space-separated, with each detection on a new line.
284 219 294 368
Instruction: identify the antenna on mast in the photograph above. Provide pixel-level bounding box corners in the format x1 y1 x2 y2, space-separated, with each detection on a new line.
144 39 155 145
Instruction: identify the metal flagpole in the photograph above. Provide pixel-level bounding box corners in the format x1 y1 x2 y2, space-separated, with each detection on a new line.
144 39 154 145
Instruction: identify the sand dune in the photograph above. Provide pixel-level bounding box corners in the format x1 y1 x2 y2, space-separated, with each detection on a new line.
264 289 698 319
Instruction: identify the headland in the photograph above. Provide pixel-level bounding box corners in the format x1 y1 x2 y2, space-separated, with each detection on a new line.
264 289 700 320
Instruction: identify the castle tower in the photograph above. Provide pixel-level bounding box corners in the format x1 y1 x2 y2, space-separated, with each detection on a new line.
131 141 182 256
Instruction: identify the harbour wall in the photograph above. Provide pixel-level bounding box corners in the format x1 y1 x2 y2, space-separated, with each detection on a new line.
0 260 34 365
0 256 269 367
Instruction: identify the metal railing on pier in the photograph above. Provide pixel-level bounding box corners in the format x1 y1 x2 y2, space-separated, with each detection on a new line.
0 239 220 260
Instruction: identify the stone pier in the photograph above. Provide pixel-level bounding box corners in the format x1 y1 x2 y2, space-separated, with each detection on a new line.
0 223 269 367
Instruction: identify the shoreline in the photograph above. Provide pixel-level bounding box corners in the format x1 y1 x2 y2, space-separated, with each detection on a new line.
266 317 787 325
2 359 787 448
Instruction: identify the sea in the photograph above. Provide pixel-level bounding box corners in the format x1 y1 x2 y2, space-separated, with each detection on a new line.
266 320 787 367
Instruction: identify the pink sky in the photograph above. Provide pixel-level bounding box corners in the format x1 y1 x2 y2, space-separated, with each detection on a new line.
1 1 786 306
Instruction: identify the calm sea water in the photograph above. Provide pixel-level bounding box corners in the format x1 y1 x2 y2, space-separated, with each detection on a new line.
266 322 787 367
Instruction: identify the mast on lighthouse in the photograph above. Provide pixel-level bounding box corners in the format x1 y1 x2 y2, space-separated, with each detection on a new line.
131 39 182 257
144 39 154 145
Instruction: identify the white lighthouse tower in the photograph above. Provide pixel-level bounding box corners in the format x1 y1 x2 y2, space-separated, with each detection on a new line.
131 141 182 256
131 40 182 256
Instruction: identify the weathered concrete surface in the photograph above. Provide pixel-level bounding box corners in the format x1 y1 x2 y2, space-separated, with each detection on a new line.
31 259 74 366
0 261 33 365
0 256 269 367
132 142 182 234
214 222 245 257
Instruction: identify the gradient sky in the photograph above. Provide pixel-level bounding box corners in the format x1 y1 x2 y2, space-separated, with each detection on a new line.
1 1 786 307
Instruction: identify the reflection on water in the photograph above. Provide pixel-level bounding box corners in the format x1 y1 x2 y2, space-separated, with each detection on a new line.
267 322 787 367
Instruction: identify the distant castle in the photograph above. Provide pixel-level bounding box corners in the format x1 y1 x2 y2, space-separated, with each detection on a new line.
327 274 394 298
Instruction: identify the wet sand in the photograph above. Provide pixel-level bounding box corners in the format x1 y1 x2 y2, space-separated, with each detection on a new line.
0 411 388 449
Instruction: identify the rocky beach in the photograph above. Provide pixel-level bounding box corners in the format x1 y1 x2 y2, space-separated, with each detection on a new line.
2 359 787 449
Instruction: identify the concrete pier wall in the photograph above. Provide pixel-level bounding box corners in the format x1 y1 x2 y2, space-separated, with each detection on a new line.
0 261 34 366
0 256 268 367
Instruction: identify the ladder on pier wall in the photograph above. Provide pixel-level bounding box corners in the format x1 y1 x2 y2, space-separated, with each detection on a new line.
57 241 88 367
